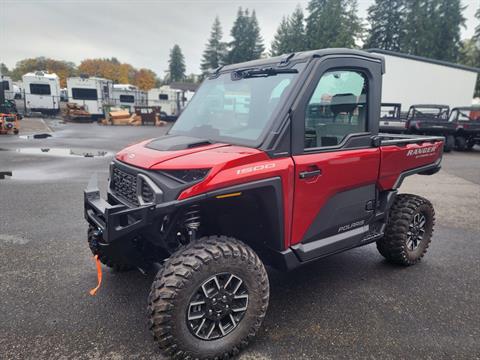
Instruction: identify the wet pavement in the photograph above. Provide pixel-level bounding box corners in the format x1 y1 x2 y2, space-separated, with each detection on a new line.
0 119 479 359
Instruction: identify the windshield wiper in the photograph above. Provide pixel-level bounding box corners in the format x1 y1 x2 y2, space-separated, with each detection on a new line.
232 67 298 80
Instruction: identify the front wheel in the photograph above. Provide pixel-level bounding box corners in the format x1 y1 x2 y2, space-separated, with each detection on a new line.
377 194 435 266
443 135 454 152
455 136 467 151
148 236 269 359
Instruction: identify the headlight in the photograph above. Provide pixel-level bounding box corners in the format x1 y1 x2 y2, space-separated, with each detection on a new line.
161 169 210 183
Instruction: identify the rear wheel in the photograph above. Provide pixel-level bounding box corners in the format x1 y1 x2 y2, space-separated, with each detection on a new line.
87 225 132 271
377 194 435 266
443 135 454 152
148 236 269 359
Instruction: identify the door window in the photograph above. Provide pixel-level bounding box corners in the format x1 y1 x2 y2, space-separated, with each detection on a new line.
305 70 368 149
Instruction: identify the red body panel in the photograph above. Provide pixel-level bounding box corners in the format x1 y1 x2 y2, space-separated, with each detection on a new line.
116 137 442 250
291 148 381 245
378 140 443 190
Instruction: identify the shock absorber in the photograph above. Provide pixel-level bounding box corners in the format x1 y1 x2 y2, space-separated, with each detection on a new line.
184 204 201 241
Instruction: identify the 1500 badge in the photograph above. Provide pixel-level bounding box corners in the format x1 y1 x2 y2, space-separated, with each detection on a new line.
236 163 276 175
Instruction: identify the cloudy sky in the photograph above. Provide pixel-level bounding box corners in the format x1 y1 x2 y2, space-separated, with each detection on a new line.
1 0 479 77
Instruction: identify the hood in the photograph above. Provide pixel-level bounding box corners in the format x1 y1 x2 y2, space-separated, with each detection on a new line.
116 135 267 170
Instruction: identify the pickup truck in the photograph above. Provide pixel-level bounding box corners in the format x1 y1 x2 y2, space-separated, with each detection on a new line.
84 49 443 360
448 106 480 150
379 103 406 133
405 104 455 152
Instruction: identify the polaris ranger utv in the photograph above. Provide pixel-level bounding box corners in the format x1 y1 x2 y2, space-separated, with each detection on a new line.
85 49 443 360
405 104 455 152
448 106 480 150
379 103 406 133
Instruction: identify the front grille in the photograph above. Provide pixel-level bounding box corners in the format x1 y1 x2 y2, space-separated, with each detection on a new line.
111 166 139 206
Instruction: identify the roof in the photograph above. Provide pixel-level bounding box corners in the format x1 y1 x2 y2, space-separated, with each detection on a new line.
369 48 480 73
170 82 200 92
220 48 386 73
23 71 59 79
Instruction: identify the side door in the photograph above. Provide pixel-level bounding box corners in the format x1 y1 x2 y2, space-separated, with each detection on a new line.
290 57 382 261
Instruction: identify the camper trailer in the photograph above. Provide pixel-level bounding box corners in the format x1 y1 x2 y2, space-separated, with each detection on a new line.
22 72 61 114
113 84 147 112
67 76 113 118
0 75 14 100
147 86 181 115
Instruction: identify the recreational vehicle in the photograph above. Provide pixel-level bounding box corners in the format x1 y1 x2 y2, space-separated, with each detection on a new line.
147 86 181 115
0 75 14 100
22 71 61 114
67 76 113 117
113 84 147 112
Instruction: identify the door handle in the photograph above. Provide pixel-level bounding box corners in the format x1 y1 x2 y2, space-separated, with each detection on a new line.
299 168 322 179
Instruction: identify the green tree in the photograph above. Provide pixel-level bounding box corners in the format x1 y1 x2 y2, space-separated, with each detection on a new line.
168 44 186 82
305 0 361 50
226 8 265 64
271 6 307 56
12 57 77 87
364 0 404 51
401 0 465 61
0 63 10 76
431 0 465 61
201 16 227 74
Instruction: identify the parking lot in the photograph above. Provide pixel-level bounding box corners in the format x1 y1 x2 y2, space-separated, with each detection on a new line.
0 119 479 359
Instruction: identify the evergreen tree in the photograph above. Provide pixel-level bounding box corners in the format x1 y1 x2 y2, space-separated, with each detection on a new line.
200 17 227 74
431 0 465 61
226 8 265 64
364 0 405 51
168 44 186 82
401 0 465 61
305 0 361 50
271 16 291 56
271 6 307 56
473 6 480 43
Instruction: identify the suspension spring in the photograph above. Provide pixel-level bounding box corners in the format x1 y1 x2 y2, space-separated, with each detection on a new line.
184 204 201 241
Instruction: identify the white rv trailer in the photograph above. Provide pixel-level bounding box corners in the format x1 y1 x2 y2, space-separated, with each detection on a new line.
113 84 147 112
147 86 181 115
67 76 113 117
370 49 479 109
22 72 61 114
0 75 14 100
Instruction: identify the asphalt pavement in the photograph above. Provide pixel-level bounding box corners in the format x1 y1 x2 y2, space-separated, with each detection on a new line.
0 119 479 359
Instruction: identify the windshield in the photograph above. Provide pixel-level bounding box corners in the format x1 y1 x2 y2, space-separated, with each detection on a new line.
169 63 305 147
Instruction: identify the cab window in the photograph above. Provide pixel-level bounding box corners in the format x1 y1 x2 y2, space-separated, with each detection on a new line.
305 70 368 149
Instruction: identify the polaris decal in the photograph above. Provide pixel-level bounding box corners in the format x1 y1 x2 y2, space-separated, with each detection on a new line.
338 220 365 233
406 145 439 158
236 163 276 175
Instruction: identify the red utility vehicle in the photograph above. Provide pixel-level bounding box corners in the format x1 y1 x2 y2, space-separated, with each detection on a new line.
85 49 443 360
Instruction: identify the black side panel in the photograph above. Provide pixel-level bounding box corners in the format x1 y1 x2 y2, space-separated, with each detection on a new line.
302 184 376 244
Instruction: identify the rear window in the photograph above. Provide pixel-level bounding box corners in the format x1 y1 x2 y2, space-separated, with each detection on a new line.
72 88 98 100
119 95 134 103
30 83 51 95
2 80 10 91
159 94 169 100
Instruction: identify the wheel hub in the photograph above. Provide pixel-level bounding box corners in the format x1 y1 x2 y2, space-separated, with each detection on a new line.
187 273 249 340
406 212 426 251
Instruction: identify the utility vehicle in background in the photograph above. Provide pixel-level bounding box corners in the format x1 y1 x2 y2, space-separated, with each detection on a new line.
84 49 443 360
405 104 455 152
448 106 480 151
379 103 406 133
